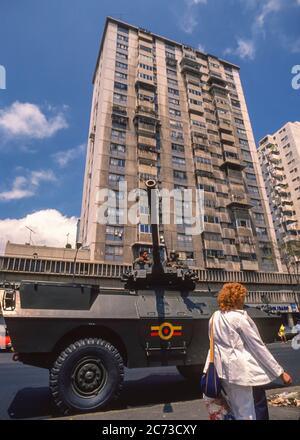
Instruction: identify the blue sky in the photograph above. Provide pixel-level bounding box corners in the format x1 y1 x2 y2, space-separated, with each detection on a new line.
0 0 299 249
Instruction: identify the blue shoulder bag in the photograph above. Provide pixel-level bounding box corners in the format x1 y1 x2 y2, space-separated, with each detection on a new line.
200 313 222 398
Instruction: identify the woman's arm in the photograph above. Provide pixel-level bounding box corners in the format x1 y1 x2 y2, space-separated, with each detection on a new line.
238 314 284 378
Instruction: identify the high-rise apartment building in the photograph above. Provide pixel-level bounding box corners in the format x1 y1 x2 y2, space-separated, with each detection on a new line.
80 17 281 271
258 122 300 267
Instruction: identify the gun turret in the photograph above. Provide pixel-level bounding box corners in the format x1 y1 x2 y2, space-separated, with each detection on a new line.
145 179 164 276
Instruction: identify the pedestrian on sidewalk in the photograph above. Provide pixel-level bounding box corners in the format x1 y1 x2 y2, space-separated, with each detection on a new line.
278 323 287 344
203 283 292 420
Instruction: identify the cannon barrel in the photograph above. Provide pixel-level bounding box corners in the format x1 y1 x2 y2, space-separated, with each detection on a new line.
145 179 164 275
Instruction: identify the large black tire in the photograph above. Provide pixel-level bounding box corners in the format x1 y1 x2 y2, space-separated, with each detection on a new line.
177 364 204 382
50 338 124 415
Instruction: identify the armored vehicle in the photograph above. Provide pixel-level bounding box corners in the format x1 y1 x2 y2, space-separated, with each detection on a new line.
1 180 280 415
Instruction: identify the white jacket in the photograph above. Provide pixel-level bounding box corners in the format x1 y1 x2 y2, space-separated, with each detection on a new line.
203 310 284 386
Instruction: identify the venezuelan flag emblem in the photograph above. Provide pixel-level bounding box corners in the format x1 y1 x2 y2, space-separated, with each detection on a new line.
150 322 183 340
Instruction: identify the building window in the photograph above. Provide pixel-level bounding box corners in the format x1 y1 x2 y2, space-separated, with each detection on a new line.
172 156 186 166
106 226 124 241
115 71 128 80
116 61 128 70
167 68 177 76
188 88 201 96
117 34 129 42
236 219 251 228
196 157 212 165
191 119 205 128
173 170 187 180
108 173 125 183
139 63 153 71
139 44 152 53
110 143 126 154
139 72 153 81
171 130 184 141
168 78 178 86
165 51 176 59
116 51 128 60
170 119 183 130
178 234 192 243
168 87 179 96
198 184 215 193
231 99 241 108
205 249 224 259
114 81 128 91
169 108 181 117
117 42 128 51
113 92 127 104
172 143 184 153
235 117 244 126
169 97 180 106
105 245 123 261
189 98 202 106
118 25 129 34
237 127 247 136
204 215 220 224
111 129 126 140
139 224 152 234
110 157 125 168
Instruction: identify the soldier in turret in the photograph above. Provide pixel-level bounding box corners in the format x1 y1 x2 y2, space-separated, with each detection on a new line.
133 250 152 269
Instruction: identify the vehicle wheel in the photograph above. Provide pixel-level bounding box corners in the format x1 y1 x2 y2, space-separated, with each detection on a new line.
177 364 204 382
50 338 124 415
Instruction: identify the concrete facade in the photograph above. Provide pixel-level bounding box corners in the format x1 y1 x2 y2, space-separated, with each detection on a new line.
79 17 281 272
258 122 300 271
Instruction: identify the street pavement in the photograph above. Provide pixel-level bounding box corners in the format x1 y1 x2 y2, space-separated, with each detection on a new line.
0 342 299 420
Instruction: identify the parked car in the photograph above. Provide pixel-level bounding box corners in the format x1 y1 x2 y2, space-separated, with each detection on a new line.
0 316 12 351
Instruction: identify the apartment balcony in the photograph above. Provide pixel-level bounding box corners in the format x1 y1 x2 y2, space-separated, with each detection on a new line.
137 146 158 162
166 57 177 68
180 56 201 76
192 130 208 143
134 114 159 138
241 260 259 271
226 193 253 209
208 73 227 88
236 242 256 254
205 259 226 270
195 162 213 173
138 135 157 148
224 261 241 271
135 76 156 92
219 120 233 134
220 132 235 145
222 228 236 240
286 222 299 232
220 155 245 171
135 122 157 138
281 215 298 224
281 198 294 206
134 105 159 123
188 102 204 116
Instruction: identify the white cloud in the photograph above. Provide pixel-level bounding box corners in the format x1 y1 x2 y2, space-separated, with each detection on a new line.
197 43 206 52
0 170 56 201
256 0 283 27
0 102 68 140
180 0 208 34
52 143 86 168
0 209 78 254
225 38 256 60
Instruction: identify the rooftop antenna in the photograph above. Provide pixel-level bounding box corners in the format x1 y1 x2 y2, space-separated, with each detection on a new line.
25 226 36 245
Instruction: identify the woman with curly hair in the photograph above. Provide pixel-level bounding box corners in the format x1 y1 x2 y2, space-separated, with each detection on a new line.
203 283 292 420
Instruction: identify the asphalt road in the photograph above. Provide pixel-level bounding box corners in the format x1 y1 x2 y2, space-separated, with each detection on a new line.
0 342 299 420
